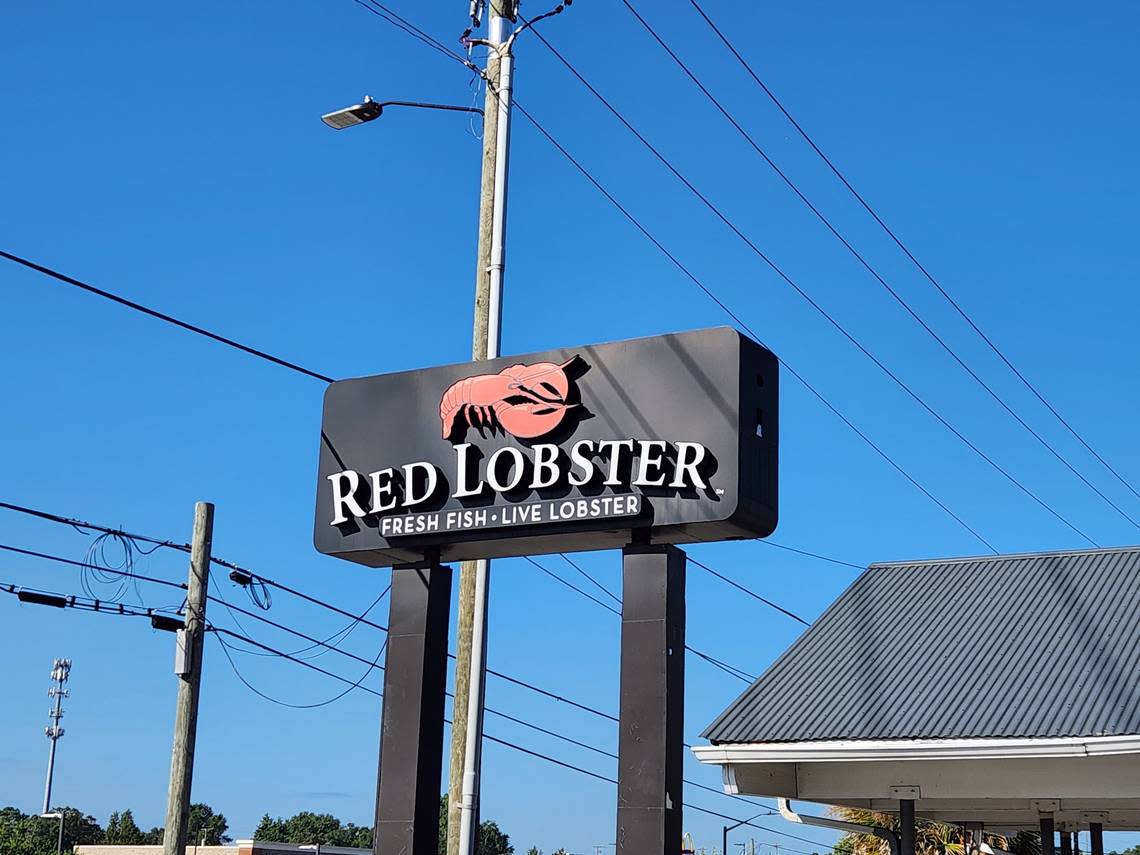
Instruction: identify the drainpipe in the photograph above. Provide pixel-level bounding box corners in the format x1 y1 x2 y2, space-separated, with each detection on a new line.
777 798 901 855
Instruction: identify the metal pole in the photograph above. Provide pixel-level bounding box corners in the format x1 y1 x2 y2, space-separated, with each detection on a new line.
56 814 64 855
162 502 213 855
455 6 514 855
42 659 71 814
1090 824 1103 855
899 800 915 855
1041 816 1055 855
448 1 512 850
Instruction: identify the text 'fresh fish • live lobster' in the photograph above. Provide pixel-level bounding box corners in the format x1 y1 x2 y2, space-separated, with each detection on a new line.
439 357 579 441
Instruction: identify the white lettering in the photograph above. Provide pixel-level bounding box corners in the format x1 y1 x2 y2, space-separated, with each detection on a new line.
632 439 669 487
401 461 439 507
328 471 367 525
530 443 560 489
670 441 709 489
597 439 635 486
568 439 596 487
453 443 483 498
368 468 398 513
487 447 526 492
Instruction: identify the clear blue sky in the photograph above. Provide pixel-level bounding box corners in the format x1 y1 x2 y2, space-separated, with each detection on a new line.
2 1 1139 853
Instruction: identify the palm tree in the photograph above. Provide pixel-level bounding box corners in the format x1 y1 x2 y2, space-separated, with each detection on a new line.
829 807 1032 855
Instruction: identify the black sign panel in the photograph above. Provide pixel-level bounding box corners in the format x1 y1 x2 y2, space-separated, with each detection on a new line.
314 327 778 566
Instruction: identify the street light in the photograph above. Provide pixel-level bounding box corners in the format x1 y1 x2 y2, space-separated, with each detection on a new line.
40 812 64 855
320 95 482 129
724 814 770 855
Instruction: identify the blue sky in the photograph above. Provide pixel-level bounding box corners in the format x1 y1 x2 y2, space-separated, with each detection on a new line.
2 1 1139 853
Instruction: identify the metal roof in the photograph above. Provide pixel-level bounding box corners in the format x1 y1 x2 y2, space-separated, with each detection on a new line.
703 545 1140 744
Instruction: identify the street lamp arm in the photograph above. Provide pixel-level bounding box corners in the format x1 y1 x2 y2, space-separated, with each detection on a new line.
377 100 483 116
464 0 572 55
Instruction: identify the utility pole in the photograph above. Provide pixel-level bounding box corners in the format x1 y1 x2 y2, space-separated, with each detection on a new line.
448 2 515 855
41 659 71 814
162 502 213 855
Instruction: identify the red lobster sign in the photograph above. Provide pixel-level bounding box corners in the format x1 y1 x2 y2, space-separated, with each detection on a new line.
440 357 579 442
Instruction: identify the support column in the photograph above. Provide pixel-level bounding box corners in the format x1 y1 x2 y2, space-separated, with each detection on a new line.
1090 824 1103 855
616 543 686 855
1041 816 1055 855
1060 827 1072 855
374 559 452 855
899 800 916 855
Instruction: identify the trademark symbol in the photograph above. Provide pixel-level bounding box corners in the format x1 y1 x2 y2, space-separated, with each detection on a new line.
716 488 725 495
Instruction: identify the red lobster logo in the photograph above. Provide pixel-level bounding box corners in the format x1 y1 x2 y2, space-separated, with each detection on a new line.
440 357 579 441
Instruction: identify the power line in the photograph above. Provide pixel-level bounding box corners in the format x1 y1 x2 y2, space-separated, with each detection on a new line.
685 0 1140 510
760 540 865 571
210 623 813 838
619 0 1139 533
560 552 621 605
1 581 831 846
528 555 757 683
524 24 1097 548
0 250 336 383
0 542 187 592
508 98 996 552
688 557 810 626
1 581 177 620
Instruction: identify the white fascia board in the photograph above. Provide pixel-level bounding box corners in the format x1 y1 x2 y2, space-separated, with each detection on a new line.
692 734 1140 764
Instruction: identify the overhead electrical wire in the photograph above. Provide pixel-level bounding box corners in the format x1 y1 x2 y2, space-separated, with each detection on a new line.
521 24 1097 548
684 0 1140 509
528 555 757 683
508 98 996 552
212 624 833 851
688 556 809 626
1 581 179 620
208 620 809 832
318 5 1004 551
0 574 835 846
0 251 334 383
617 0 1138 533
559 552 622 606
0 542 187 592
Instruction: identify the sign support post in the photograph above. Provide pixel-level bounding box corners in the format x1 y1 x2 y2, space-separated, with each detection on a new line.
374 558 453 855
616 542 686 855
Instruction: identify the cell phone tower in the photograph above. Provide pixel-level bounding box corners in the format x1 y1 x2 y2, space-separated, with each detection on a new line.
42 658 72 814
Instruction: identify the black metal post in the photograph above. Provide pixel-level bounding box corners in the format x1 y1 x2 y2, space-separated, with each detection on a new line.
616 543 686 855
374 559 452 855
1041 816 1055 855
1060 827 1072 855
899 800 916 855
1090 824 1103 855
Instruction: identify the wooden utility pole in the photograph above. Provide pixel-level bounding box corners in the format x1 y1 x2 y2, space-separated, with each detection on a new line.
162 502 213 855
447 3 514 853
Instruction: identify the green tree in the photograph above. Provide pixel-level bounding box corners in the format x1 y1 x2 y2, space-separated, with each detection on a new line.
830 808 1022 855
187 804 229 846
0 806 104 855
526 848 542 855
254 812 371 848
437 796 514 855
104 810 143 845
253 816 288 842
477 821 513 855
142 827 164 845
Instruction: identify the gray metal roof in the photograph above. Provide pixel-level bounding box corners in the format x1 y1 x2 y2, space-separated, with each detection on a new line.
703 545 1140 744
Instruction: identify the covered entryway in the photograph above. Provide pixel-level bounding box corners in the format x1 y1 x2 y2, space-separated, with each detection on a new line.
694 546 1140 852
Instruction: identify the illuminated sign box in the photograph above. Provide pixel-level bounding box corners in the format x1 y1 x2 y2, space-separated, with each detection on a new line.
314 326 778 567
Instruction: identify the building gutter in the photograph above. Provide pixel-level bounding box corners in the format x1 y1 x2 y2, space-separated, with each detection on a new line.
778 798 900 855
693 734 1140 764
